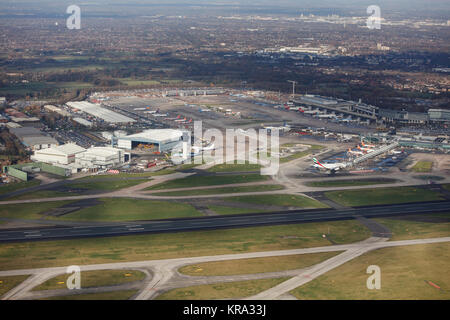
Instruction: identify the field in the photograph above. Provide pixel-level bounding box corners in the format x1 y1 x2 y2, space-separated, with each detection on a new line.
325 187 444 207
374 213 450 241
4 179 150 201
306 178 398 188
76 169 176 180
69 179 148 191
146 174 270 191
290 243 450 300
280 145 324 164
411 161 433 173
33 270 146 291
0 220 370 271
0 180 41 196
0 201 74 220
153 185 285 197
156 278 290 300
58 198 202 222
207 163 262 173
179 252 341 276
0 275 29 297
207 205 270 215
44 290 138 300
225 194 328 208
6 190 77 201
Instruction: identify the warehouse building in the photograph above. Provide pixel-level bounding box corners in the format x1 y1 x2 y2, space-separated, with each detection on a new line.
10 127 58 151
31 143 86 165
428 109 450 122
75 147 129 169
66 101 135 124
44 105 71 117
117 129 189 152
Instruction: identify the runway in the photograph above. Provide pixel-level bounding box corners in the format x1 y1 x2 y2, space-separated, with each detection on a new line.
0 200 448 243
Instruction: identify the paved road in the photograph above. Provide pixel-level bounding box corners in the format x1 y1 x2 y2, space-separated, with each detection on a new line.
0 201 448 243
2 236 449 300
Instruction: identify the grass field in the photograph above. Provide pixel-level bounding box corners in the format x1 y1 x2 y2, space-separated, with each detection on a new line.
225 194 328 208
146 174 270 191
69 179 148 191
411 161 433 173
6 190 78 201
179 252 341 276
44 290 138 300
0 201 74 220
290 243 450 300
0 220 370 271
76 169 176 180
58 198 202 222
374 213 450 241
306 178 398 188
0 275 29 297
33 270 146 291
280 144 324 164
156 278 290 300
0 180 41 196
153 185 285 197
207 205 269 215
325 187 444 207
207 163 262 173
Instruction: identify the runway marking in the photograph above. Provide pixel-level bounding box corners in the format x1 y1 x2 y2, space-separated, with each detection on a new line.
128 228 145 231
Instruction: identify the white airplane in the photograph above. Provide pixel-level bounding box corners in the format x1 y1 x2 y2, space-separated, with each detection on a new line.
347 148 364 156
357 145 374 153
361 142 376 148
192 143 215 154
313 158 347 174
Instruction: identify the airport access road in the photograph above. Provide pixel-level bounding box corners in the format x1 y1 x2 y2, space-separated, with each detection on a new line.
0 201 448 243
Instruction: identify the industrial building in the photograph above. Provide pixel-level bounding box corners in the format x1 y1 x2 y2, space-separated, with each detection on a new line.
10 127 58 151
428 109 450 122
31 144 86 165
66 101 136 124
73 117 93 127
44 105 71 117
75 147 129 169
117 129 189 152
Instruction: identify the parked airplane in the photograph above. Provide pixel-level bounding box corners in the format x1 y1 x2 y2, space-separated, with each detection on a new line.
362 142 376 148
347 148 365 156
165 115 181 121
313 158 347 174
192 143 215 154
357 145 375 153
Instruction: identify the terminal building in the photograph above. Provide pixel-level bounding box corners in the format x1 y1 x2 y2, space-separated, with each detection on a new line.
292 95 379 123
117 129 189 152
